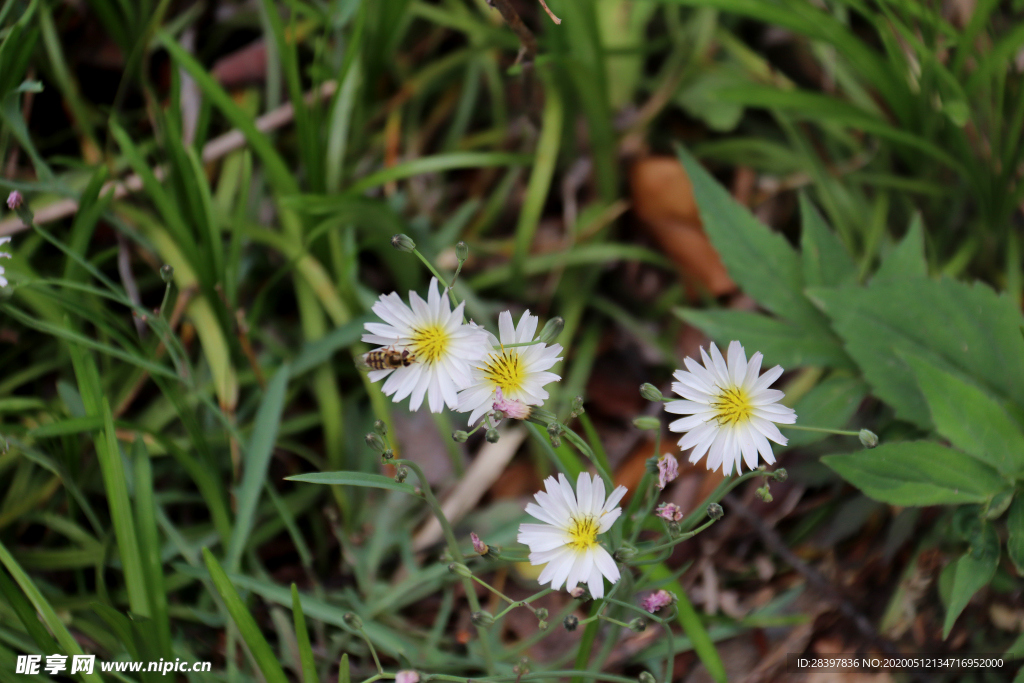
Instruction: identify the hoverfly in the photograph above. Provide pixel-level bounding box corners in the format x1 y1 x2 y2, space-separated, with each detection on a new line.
361 346 416 371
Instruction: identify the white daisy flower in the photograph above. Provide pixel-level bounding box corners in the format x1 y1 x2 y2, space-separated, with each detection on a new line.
517 472 627 599
361 277 489 412
666 340 797 476
0 236 11 287
456 310 562 425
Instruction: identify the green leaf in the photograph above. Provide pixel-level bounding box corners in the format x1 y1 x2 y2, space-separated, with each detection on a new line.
0 540 103 683
873 213 926 283
676 146 819 327
202 549 290 683
647 563 727 683
292 316 373 376
786 375 868 447
292 584 321 683
677 308 855 370
133 439 172 658
823 442 1008 506
226 363 290 572
339 654 350 683
286 471 416 494
1008 497 1024 574
799 193 857 288
943 522 999 638
808 278 1024 429
906 355 1024 475
0 567 60 655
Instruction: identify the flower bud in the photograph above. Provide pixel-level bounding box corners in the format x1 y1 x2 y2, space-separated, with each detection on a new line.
485 428 500 443
546 422 563 437
365 433 386 453
563 615 579 631
628 617 647 632
395 466 409 483
538 620 548 630
538 317 564 344
6 191 23 211
645 455 661 475
613 545 636 563
756 485 773 503
343 612 363 629
452 430 469 443
535 608 549 621
396 671 419 683
568 586 587 599
656 502 684 522
638 672 657 683
160 264 174 283
550 436 561 447
707 503 724 521
381 449 395 463
640 383 663 402
374 419 388 437
448 562 473 578
456 241 469 261
666 520 681 538
471 611 495 627
570 395 585 416
859 428 879 448
391 234 416 252
632 416 660 431
471 532 487 555
772 467 788 482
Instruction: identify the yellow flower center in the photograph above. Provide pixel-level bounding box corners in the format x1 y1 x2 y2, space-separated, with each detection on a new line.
480 349 525 392
712 386 753 426
567 515 599 551
410 324 450 364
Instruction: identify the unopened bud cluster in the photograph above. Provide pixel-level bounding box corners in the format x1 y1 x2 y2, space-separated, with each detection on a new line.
391 234 416 252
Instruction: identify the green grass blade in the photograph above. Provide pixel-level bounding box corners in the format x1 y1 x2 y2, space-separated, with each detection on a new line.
133 438 172 657
291 584 321 683
202 549 290 683
0 539 104 683
226 363 291 571
513 74 563 281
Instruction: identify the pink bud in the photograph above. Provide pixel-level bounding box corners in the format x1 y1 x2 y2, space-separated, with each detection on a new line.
471 532 487 555
569 587 586 598
641 590 676 613
396 672 419 683
492 388 531 420
656 502 684 522
657 454 679 490
6 191 22 211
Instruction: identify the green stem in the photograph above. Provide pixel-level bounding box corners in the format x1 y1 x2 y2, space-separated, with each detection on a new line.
561 426 613 489
780 424 859 436
636 519 717 556
394 459 495 672
412 249 460 310
358 627 383 674
679 470 765 532
598 614 632 629
424 672 636 683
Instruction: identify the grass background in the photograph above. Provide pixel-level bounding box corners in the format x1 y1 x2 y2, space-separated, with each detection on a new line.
1 0 1023 681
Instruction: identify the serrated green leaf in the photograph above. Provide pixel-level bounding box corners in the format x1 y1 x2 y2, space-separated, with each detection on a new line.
906 355 1024 475
799 193 857 288
808 278 1024 429
676 146 821 327
678 308 854 369
1008 497 1024 574
822 442 1008 506
874 213 927 283
943 522 999 638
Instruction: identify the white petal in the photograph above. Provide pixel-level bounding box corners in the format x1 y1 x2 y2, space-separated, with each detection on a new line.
727 340 747 387
498 311 516 345
753 365 784 392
